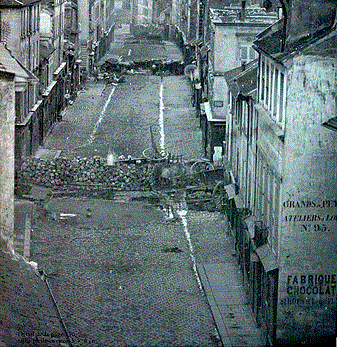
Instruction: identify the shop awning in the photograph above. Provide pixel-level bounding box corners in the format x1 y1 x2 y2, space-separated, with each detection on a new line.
255 243 278 272
53 61 67 78
202 102 226 123
42 80 57 97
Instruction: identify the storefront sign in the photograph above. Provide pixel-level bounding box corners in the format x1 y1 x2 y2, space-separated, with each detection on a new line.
286 274 337 296
213 100 223 108
282 199 337 233
280 198 337 308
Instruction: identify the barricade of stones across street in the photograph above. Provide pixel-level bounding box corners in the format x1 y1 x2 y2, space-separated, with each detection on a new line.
17 157 223 212
17 157 156 196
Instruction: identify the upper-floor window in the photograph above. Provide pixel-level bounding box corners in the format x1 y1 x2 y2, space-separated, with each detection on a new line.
259 54 286 128
21 8 26 37
32 4 39 33
239 44 257 65
241 99 249 136
240 46 248 63
279 72 284 123
249 47 256 60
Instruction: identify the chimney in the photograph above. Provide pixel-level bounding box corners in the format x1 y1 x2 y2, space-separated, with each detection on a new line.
240 1 246 21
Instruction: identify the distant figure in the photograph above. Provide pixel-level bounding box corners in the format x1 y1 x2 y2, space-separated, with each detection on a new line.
213 146 223 167
107 150 117 165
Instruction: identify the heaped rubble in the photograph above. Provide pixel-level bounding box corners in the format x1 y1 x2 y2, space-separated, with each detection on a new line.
17 157 155 196
17 156 226 211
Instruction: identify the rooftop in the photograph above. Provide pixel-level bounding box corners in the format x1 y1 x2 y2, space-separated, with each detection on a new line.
0 248 65 345
254 19 337 61
225 59 258 98
210 5 278 25
0 0 39 7
0 43 29 79
254 0 337 61
0 43 38 85
302 30 337 58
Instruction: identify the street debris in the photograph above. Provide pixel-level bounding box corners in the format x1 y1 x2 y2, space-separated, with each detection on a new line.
185 189 216 212
99 57 185 77
161 246 183 253
17 155 227 211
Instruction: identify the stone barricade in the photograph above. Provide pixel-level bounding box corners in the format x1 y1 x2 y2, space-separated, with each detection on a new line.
17 157 155 195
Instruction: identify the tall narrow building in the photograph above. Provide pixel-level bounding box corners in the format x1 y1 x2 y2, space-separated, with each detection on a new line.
225 0 337 344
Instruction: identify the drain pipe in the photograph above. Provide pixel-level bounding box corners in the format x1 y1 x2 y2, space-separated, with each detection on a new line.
39 269 74 347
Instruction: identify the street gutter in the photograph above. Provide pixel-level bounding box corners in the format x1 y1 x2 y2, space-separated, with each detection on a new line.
177 208 203 292
88 84 116 145
159 81 165 155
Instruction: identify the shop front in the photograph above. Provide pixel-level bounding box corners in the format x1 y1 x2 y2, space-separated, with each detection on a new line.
224 185 279 346
200 101 226 162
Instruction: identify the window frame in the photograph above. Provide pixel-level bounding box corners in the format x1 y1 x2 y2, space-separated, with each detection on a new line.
259 54 286 129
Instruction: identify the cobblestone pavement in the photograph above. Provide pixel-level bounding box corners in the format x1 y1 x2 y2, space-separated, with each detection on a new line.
185 212 232 265
27 69 220 345
23 28 221 347
44 22 202 162
44 73 203 161
186 212 265 347
30 196 221 346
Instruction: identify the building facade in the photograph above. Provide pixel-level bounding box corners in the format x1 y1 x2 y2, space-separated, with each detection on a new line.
64 0 81 99
90 0 115 65
78 0 90 72
0 45 20 250
39 0 67 85
137 0 153 24
1 0 114 172
224 0 337 344
38 0 69 146
200 1 278 161
0 0 40 76
0 0 41 170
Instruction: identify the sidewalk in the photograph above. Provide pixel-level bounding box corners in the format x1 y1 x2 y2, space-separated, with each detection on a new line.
41 81 110 159
186 211 265 347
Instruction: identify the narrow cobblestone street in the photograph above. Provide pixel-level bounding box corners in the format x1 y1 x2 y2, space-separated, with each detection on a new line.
30 195 221 346
44 73 203 161
44 22 202 161
13 23 265 347
24 26 223 347
3 1 336 346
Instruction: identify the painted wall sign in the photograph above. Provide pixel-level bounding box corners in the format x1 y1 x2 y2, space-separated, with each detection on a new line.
286 274 337 296
282 199 337 233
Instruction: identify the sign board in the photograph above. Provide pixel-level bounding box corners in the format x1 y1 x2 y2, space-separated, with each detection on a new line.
213 100 223 108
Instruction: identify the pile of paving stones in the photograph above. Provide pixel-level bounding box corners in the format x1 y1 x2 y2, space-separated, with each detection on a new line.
18 157 155 192
17 158 221 210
